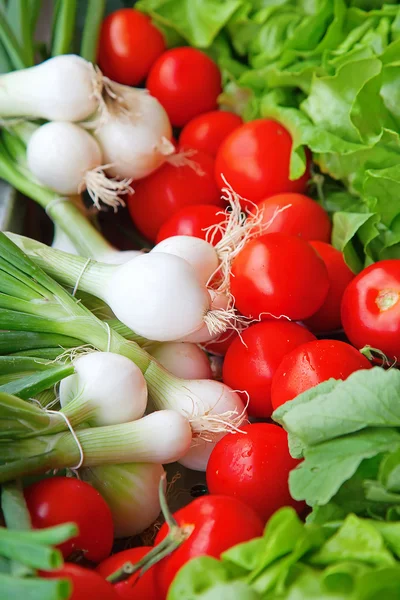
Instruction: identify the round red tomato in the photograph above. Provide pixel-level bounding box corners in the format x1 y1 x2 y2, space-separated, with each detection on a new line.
230 233 329 321
179 111 242 157
341 260 400 360
304 242 355 333
222 321 316 418
24 477 113 563
271 339 372 410
257 193 331 242
215 119 310 205
153 495 263 599
206 424 302 522
41 563 118 600
97 547 157 600
147 48 221 127
202 329 239 356
98 9 165 86
156 204 226 245
127 150 223 241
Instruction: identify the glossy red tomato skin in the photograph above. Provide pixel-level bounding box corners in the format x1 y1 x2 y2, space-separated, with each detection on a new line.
341 260 400 360
271 339 372 410
153 495 263 599
207 424 303 522
222 321 316 418
147 48 222 127
179 111 242 157
230 233 330 321
98 9 165 86
97 547 157 600
24 477 113 563
41 563 118 600
258 193 331 242
215 120 310 205
304 242 355 333
202 330 239 356
127 151 223 241
156 204 226 245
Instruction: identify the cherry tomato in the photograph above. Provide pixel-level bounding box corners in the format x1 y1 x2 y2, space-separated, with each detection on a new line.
97 547 157 600
257 193 331 242
41 563 118 600
153 495 263 598
271 339 372 410
215 119 311 205
206 424 303 522
341 260 400 360
202 329 239 356
127 150 223 241
230 233 330 321
304 242 355 333
179 111 242 157
156 204 226 245
146 48 222 127
24 477 113 563
98 9 165 86
222 321 316 418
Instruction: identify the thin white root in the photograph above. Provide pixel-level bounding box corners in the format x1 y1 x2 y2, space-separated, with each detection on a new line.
82 164 133 211
189 393 249 439
51 344 98 365
203 296 253 336
166 148 205 175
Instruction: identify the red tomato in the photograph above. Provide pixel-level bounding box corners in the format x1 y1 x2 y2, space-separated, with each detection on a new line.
24 477 113 563
97 547 157 600
41 563 118 600
127 151 223 241
215 120 310 205
341 260 400 360
271 339 372 410
153 495 263 598
230 233 329 321
98 9 165 86
222 321 316 418
202 329 239 356
156 204 226 245
304 242 355 333
257 193 331 242
179 111 242 157
146 48 222 127
206 424 302 522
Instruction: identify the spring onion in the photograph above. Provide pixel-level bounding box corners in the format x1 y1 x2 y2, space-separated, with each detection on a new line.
148 342 212 380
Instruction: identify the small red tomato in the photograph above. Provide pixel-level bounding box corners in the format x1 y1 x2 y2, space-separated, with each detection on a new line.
98 9 165 85
147 48 222 127
230 233 330 321
156 204 226 245
153 495 263 599
179 111 242 157
207 424 303 522
271 339 372 410
222 321 316 418
97 547 157 600
24 477 113 563
41 563 118 600
304 242 355 333
127 150 223 241
258 193 331 242
202 329 239 357
215 119 310 205
341 259 400 360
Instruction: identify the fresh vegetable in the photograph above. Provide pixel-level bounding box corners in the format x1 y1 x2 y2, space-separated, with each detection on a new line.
97 546 157 599
42 563 118 600
230 233 330 320
24 476 114 563
341 259 400 360
202 330 239 357
127 150 222 242
304 241 355 333
146 48 221 127
206 424 303 523
215 120 310 205
148 342 212 380
98 9 165 85
156 204 226 245
179 110 242 157
271 339 372 410
222 320 316 418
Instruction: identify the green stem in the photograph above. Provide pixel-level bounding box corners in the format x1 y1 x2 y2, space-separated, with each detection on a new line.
0 9 27 70
0 364 74 399
0 331 81 355
51 0 77 57
29 0 42 36
6 0 35 67
1 480 31 531
0 574 71 600
80 0 105 63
